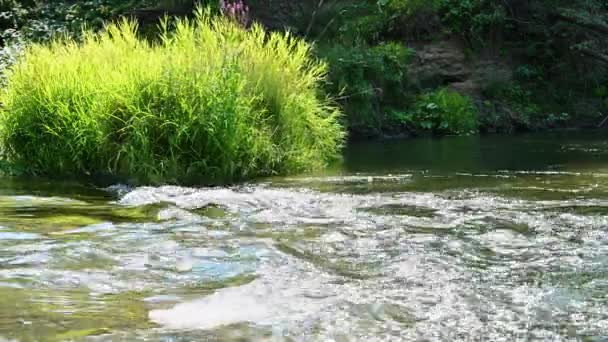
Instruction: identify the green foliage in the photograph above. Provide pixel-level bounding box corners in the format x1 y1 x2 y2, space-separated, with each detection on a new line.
0 10 345 184
0 159 23 176
409 88 478 135
514 64 545 83
1 1 142 42
299 1 382 43
480 77 578 131
378 0 441 17
4 0 603 144
300 0 441 44
0 0 193 85
1 0 127 83
438 0 507 45
483 80 541 126
319 42 414 137
381 0 442 39
292 0 608 134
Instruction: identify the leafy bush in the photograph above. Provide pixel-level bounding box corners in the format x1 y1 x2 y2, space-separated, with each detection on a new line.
480 79 579 131
0 0 203 85
379 0 442 39
0 1 214 50
439 0 507 45
0 42 23 87
378 0 441 17
299 0 442 44
482 80 541 126
0 9 344 184
1 1 138 43
297 1 384 44
320 42 414 137
409 88 478 134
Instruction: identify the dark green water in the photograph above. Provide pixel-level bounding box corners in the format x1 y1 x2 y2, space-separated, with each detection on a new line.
1 131 607 341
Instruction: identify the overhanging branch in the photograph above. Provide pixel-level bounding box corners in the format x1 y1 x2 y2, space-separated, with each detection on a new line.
553 12 608 35
577 47 608 65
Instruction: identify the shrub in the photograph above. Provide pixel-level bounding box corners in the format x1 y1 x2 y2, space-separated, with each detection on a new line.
481 80 541 127
438 0 507 46
0 9 344 184
320 42 414 137
409 88 478 134
480 78 580 131
378 0 441 17
297 1 385 44
377 0 442 40
299 0 441 44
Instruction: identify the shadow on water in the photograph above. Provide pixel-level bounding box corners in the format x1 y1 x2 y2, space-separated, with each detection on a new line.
343 130 608 174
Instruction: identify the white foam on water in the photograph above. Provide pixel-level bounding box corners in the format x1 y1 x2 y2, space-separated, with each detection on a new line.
149 262 339 330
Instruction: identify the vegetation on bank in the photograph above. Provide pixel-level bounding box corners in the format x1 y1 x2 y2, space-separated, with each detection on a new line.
319 42 416 137
409 89 478 135
0 10 344 183
0 1 607 181
290 0 608 137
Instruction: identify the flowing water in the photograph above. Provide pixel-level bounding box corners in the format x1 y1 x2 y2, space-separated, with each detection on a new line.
1 131 608 341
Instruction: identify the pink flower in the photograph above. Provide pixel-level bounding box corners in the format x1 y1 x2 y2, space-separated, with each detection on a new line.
220 0 249 26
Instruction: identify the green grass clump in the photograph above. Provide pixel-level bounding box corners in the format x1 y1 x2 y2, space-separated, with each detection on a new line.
0 9 345 184
409 88 478 135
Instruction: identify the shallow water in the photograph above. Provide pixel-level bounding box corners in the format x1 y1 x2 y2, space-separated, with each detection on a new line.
1 131 608 341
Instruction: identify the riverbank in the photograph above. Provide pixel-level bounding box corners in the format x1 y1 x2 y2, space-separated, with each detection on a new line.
0 1 606 183
262 0 608 139
2 1 607 140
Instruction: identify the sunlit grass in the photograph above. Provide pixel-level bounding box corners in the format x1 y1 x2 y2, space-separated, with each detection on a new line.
0 8 345 184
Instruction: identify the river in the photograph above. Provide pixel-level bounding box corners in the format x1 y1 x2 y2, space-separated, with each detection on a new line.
0 131 607 341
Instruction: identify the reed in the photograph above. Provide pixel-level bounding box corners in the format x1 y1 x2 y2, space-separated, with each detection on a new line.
0 8 344 184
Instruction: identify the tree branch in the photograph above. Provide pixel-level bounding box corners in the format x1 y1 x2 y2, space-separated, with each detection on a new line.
553 12 608 35
577 46 608 65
